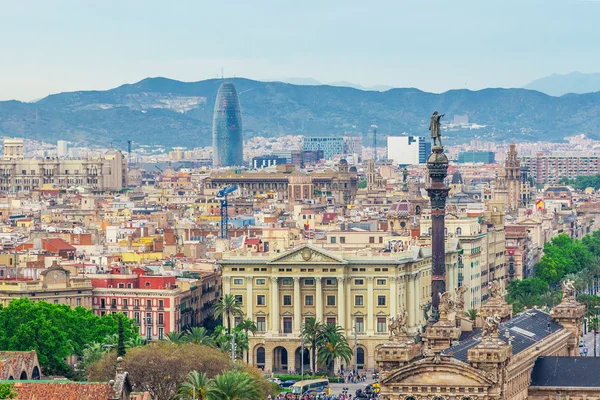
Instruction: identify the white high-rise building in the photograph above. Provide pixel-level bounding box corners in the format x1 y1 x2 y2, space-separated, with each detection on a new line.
57 140 69 159
386 136 431 166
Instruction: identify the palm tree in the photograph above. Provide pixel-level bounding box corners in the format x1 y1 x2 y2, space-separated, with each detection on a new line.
185 327 215 346
465 309 478 321
302 317 323 373
126 336 148 348
236 319 257 363
164 331 185 344
317 324 352 375
213 294 244 334
82 342 106 367
175 370 210 400
207 370 260 400
515 292 538 309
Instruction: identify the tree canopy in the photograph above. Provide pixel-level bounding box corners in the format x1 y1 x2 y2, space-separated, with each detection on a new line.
0 298 137 376
559 174 600 190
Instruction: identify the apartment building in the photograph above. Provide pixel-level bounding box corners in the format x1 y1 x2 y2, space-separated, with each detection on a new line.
521 154 600 184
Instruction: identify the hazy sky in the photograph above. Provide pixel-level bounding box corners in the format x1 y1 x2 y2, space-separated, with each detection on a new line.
1 0 599 101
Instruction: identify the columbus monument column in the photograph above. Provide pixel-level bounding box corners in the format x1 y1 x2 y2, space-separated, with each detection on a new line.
426 110 449 322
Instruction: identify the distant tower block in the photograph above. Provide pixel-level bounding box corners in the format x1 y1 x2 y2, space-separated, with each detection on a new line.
3 138 24 160
57 140 69 159
371 124 378 161
212 82 243 167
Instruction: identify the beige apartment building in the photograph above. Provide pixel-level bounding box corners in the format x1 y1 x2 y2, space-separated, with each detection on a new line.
0 139 127 192
220 243 459 372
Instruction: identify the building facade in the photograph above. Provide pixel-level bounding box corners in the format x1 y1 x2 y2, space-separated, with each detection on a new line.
458 151 496 164
220 244 459 372
303 137 344 160
212 82 244 167
521 154 600 184
387 136 431 166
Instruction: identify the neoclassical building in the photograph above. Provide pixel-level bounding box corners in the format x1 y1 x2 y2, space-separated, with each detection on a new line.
375 282 594 400
220 243 459 372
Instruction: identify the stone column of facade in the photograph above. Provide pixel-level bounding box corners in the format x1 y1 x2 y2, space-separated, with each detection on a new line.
367 277 374 335
293 277 301 333
315 277 323 322
390 276 397 318
406 275 415 330
345 277 352 336
223 276 231 331
270 277 279 333
337 277 345 329
246 276 253 320
426 146 450 322
414 272 421 327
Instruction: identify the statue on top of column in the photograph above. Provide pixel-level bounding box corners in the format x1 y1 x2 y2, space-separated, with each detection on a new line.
482 314 501 340
454 286 468 311
488 280 503 299
429 111 446 147
562 279 576 300
388 310 408 339
438 291 455 319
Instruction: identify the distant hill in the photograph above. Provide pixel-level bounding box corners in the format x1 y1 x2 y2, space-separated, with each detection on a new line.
524 72 600 96
1 77 600 148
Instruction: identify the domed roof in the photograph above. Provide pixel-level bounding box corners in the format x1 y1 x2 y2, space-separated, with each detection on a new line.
451 170 463 185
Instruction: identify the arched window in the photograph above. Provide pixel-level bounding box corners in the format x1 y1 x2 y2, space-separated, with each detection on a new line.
356 347 365 366
256 347 266 364
456 227 462 235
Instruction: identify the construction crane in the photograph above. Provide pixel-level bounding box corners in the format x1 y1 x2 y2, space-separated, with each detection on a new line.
216 184 238 239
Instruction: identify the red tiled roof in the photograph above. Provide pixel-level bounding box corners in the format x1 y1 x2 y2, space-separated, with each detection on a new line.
45 238 76 252
245 238 261 245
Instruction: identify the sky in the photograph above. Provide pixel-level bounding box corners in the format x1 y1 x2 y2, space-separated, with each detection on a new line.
1 0 599 101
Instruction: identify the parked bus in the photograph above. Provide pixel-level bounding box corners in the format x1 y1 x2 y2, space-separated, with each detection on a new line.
290 379 330 396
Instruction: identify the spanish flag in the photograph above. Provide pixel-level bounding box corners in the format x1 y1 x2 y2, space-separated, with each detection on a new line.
536 199 543 211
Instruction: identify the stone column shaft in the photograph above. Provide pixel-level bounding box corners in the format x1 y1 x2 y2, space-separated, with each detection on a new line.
293 277 301 333
367 277 374 334
271 277 279 333
246 276 253 320
337 277 345 329
316 278 323 322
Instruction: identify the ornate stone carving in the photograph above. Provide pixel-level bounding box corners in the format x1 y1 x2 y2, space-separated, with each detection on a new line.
388 310 408 339
482 314 501 341
488 280 503 299
562 279 576 299
438 291 455 320
454 285 468 312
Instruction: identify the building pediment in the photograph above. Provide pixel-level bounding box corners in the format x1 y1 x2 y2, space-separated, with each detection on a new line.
281 311 294 316
383 358 492 387
269 244 347 265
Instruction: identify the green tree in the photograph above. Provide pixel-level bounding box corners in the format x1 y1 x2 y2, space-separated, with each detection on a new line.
0 298 136 376
207 370 261 400
236 319 257 364
164 331 185 344
577 294 600 317
301 317 323 373
175 370 210 400
117 316 126 357
184 327 214 346
317 324 352 375
126 336 148 348
213 295 244 334
0 382 17 399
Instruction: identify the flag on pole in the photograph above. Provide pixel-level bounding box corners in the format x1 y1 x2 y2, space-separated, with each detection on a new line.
536 199 543 210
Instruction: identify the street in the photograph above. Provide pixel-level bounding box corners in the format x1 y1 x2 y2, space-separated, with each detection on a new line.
579 329 598 356
329 375 378 396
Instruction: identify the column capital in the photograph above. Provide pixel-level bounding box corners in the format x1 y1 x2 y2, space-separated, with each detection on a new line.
315 277 322 284
336 277 344 284
245 275 254 280
223 276 231 283
390 276 398 282
293 277 301 284
367 277 374 283
270 277 278 284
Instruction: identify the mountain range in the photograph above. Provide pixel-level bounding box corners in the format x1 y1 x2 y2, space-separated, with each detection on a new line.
523 72 600 96
1 77 600 149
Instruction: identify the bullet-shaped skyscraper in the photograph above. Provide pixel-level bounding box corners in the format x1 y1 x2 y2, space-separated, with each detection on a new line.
212 82 243 167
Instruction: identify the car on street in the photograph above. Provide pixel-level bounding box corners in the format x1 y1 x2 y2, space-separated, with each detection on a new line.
280 380 296 388
267 378 282 385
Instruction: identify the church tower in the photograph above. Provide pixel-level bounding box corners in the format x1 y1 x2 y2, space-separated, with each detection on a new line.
505 144 521 211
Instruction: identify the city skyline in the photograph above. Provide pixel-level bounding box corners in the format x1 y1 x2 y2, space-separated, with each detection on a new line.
1 0 600 101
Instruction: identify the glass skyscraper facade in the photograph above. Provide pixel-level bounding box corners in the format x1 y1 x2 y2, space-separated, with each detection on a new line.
212 82 243 167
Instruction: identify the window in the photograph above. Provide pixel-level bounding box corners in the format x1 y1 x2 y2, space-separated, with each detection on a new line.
377 317 387 332
146 300 152 308
369 237 375 243
256 346 266 364
456 227 462 235
327 295 336 306
76 298 81 307
340 237 346 243
146 312 152 324
234 295 243 305
326 317 336 325
123 299 128 307
355 295 364 306
256 317 266 332
376 279 387 285
54 300 58 304
354 279 364 285
283 317 292 334
377 295 386 306
234 316 241 327
158 328 164 340
158 313 164 325
256 278 266 285
379 237 383 243
281 278 293 285
257 295 266 306
134 312 140 324
325 279 336 286
304 279 314 286
283 295 292 306
128 283 133 288
159 300 164 308
146 327 152 340
118 283 124 288
233 278 243 285
305 295 314 306
355 317 364 333
145 282 150 287
330 237 336 244
134 299 139 307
